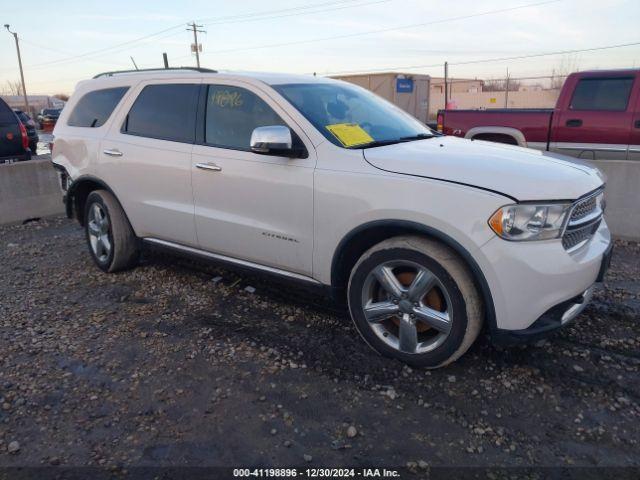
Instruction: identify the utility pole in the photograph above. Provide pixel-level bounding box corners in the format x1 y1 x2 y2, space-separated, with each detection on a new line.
163 52 169 69
187 21 205 68
504 68 510 108
444 61 449 109
4 24 30 115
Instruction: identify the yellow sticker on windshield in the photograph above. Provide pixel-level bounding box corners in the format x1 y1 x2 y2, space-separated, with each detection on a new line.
326 123 373 147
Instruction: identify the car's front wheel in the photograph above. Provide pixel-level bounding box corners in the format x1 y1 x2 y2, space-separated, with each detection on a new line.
348 236 483 368
84 190 139 273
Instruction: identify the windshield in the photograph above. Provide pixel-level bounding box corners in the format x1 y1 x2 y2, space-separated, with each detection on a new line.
273 82 433 148
44 109 61 115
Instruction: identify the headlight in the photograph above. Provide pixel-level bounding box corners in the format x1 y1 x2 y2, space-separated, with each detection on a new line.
488 203 571 241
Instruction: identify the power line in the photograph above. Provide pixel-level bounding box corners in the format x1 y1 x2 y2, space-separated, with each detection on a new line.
19 38 128 68
187 0 561 58
4 23 186 73
200 0 389 26
198 0 366 24
6 0 382 72
322 41 640 75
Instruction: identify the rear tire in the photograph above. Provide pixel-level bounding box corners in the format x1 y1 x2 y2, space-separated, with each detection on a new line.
347 235 483 368
84 190 139 273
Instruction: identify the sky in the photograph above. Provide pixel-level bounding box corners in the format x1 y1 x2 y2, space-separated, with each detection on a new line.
1 0 639 95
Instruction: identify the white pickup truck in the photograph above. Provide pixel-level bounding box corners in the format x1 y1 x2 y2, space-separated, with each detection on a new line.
51 68 612 368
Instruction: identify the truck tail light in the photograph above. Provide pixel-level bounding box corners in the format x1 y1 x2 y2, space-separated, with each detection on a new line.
19 122 29 150
436 113 444 133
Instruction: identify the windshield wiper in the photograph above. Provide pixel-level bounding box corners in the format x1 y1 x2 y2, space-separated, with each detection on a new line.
350 133 435 149
349 139 406 149
398 133 435 141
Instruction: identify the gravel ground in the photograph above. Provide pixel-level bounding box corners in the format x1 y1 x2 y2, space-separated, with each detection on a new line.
0 216 638 475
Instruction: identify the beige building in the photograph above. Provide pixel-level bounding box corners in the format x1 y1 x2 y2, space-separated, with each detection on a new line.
331 71 560 123
331 72 431 123
430 77 484 95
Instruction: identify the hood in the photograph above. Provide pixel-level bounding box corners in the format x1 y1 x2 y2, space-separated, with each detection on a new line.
363 136 605 201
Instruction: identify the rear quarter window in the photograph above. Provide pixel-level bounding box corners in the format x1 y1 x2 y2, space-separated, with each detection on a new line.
0 99 17 125
67 87 129 127
122 84 199 143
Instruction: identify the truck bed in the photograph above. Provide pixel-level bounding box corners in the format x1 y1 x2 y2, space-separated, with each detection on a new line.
439 108 554 147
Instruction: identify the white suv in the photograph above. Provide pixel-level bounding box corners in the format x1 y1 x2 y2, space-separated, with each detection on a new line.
51 68 613 368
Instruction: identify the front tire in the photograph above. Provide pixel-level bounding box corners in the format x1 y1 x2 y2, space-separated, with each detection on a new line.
347 236 483 368
84 190 139 273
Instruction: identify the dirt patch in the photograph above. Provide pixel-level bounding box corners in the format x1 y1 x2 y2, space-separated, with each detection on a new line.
0 216 638 472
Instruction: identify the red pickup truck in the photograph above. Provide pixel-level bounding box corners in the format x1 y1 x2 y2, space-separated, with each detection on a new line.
437 69 640 162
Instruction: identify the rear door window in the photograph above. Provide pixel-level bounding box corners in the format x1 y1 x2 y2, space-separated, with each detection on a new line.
67 87 129 127
122 84 199 143
570 77 634 111
204 85 286 150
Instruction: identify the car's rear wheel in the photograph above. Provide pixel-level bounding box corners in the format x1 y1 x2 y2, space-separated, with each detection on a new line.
84 190 139 273
348 236 483 368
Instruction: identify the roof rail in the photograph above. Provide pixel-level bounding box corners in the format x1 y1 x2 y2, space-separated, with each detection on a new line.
93 67 217 79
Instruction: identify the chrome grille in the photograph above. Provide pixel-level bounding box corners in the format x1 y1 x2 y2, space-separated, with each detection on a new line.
562 219 602 250
570 195 597 222
562 189 604 252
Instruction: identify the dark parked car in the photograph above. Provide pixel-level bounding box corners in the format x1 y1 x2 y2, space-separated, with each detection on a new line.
0 98 31 163
37 108 62 125
13 109 39 152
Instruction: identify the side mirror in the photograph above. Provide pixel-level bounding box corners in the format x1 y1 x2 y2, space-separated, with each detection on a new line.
250 125 302 158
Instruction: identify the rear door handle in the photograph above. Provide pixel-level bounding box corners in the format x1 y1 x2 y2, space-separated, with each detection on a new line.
103 149 123 157
195 162 222 172
566 119 583 127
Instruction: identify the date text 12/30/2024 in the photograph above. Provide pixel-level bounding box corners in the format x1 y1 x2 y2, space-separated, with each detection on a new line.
233 468 401 478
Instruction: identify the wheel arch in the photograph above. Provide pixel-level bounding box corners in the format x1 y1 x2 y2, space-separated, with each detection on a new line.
330 220 497 332
67 175 130 228
465 126 525 147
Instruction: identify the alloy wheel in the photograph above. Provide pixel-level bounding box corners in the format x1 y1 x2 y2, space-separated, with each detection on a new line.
360 260 453 354
87 202 111 263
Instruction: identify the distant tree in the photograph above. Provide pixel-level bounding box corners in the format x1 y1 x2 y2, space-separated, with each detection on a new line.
482 78 522 92
53 93 70 102
550 55 579 89
1 80 23 96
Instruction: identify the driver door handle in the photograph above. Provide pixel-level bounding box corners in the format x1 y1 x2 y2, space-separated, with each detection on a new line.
103 149 123 157
196 162 222 172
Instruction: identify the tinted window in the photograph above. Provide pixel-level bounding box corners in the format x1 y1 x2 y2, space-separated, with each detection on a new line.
14 111 29 123
570 77 634 111
0 99 17 124
67 87 128 127
123 84 198 143
205 85 285 149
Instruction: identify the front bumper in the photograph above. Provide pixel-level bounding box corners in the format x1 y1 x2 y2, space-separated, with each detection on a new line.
491 285 594 345
493 239 612 345
477 217 611 335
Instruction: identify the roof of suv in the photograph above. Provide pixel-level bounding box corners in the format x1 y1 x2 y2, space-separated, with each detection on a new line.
88 68 336 87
